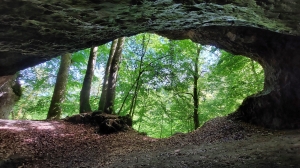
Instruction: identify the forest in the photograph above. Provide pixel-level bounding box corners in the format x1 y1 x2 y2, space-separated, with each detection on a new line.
9 33 264 138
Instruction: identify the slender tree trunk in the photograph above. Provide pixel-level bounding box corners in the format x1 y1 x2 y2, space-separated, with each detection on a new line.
170 109 173 135
98 39 118 111
120 34 148 115
80 47 98 113
47 53 71 120
117 68 149 116
193 45 201 130
104 37 126 114
117 73 142 115
129 74 142 117
160 109 164 138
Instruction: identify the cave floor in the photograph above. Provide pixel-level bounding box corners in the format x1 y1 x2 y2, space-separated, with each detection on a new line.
0 117 299 168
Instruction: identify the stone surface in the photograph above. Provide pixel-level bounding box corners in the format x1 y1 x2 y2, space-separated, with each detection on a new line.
1 0 300 128
1 0 299 75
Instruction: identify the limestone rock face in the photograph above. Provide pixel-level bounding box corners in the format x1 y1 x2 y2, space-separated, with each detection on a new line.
0 0 300 128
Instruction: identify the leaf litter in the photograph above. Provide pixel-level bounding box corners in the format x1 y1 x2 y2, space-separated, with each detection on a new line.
0 117 299 168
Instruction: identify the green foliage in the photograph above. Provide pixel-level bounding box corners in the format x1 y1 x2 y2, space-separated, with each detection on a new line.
205 51 264 113
11 58 59 120
116 34 263 138
12 34 263 139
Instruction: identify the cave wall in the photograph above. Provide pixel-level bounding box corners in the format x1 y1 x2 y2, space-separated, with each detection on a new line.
1 0 300 128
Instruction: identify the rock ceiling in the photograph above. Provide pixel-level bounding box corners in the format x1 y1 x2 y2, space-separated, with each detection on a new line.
0 0 299 75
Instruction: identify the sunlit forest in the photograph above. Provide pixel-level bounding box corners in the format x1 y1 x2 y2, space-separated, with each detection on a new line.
11 33 264 138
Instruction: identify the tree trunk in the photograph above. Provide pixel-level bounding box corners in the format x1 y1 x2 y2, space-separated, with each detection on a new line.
117 74 141 115
0 74 21 119
122 34 148 116
128 65 144 117
80 47 98 113
160 108 164 138
104 37 126 114
129 79 141 117
47 53 71 120
193 45 201 130
98 39 118 112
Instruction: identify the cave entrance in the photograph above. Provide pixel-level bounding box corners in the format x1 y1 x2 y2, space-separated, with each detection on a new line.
7 33 264 138
0 0 300 131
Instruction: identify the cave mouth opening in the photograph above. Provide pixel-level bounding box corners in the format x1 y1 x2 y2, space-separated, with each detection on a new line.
4 33 265 138
0 0 300 134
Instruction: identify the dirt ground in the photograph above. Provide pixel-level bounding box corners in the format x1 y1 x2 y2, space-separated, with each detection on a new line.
0 117 299 168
